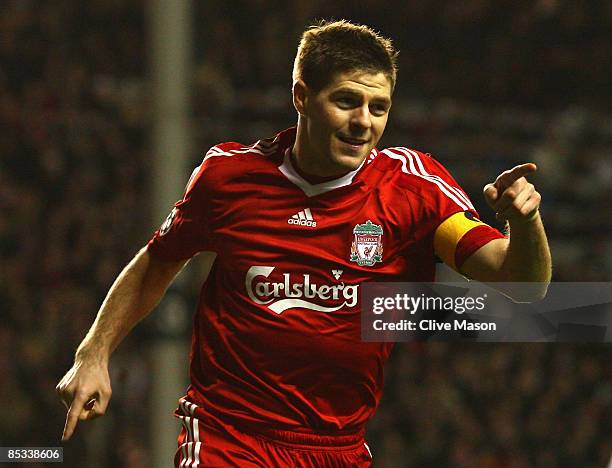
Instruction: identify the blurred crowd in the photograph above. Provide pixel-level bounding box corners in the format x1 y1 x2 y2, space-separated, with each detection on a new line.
0 0 150 465
371 343 611 468
1 0 610 467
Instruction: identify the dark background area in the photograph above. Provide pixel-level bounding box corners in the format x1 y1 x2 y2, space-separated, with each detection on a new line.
1 0 610 466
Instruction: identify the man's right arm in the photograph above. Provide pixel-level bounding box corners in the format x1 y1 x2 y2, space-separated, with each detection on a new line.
56 246 188 441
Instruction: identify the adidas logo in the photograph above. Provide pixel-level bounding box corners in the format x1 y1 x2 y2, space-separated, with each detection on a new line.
288 208 317 227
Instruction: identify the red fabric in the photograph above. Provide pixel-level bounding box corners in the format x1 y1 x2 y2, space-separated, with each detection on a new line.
455 225 507 269
148 127 502 436
174 398 372 467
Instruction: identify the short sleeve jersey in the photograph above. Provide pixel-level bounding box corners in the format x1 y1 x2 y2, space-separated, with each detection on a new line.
148 127 504 435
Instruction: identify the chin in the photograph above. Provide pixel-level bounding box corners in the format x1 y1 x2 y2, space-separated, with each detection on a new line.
332 153 367 171
337 145 371 162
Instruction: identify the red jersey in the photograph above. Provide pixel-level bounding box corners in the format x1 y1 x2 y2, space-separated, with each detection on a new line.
148 127 504 435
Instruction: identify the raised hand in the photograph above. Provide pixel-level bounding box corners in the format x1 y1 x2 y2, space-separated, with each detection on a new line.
483 163 541 222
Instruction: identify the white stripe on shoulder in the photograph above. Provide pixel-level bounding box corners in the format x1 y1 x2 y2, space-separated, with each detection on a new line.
207 146 223 154
399 148 474 209
204 140 278 161
213 146 275 157
367 148 378 164
381 148 470 211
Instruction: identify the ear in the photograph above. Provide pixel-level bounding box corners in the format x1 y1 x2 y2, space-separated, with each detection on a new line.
292 79 308 116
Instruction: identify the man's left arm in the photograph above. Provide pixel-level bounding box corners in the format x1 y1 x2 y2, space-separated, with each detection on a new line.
460 163 552 301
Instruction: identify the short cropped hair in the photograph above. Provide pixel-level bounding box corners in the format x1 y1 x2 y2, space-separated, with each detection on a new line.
293 20 399 92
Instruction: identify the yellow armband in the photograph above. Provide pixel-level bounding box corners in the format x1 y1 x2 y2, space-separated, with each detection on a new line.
434 211 483 271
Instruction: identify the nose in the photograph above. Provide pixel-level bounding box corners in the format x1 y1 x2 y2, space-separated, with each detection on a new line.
349 104 372 131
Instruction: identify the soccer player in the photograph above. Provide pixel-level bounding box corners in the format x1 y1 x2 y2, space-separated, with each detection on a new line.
57 20 551 467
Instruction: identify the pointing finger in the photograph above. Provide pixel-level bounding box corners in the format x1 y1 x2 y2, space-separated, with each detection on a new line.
62 394 88 441
495 163 537 191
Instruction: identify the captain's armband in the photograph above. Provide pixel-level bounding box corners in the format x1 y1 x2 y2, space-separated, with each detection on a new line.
434 211 484 271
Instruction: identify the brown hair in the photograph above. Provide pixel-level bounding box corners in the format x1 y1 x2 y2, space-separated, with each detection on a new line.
293 19 399 92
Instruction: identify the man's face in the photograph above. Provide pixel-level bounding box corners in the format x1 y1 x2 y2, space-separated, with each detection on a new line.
297 70 392 177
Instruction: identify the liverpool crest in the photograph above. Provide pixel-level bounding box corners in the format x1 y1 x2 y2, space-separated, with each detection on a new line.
350 220 383 266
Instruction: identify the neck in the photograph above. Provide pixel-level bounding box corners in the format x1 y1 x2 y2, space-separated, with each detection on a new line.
290 149 348 184
293 121 351 183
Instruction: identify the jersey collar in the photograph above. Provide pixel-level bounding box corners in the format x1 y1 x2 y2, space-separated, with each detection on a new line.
278 148 368 197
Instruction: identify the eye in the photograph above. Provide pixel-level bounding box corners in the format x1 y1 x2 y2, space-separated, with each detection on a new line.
335 96 358 109
370 104 389 117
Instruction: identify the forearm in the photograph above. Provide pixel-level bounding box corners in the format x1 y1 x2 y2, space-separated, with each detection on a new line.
76 247 185 362
461 212 552 301
501 212 552 283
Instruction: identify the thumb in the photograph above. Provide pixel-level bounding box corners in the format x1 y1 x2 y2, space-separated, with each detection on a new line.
483 183 498 205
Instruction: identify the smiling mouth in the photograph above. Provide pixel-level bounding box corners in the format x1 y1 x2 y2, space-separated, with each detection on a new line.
337 135 369 146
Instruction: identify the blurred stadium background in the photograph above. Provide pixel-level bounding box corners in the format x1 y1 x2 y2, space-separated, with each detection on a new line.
1 0 610 466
